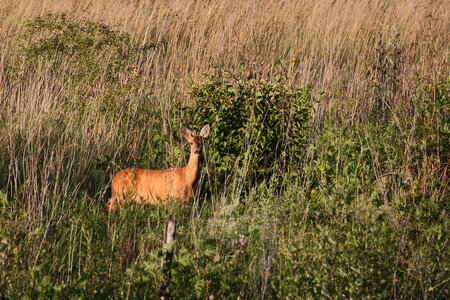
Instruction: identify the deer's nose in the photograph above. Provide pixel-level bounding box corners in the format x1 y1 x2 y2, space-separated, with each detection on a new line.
194 146 203 155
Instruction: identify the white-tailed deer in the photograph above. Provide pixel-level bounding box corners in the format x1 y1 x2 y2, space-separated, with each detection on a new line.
105 125 210 210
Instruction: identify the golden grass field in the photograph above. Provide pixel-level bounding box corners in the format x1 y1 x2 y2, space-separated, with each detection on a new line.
2 0 448 104
0 0 449 298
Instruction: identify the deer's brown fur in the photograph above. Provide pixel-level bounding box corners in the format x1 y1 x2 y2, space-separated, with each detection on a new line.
106 125 210 210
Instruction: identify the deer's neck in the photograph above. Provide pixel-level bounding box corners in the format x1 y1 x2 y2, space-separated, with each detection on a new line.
184 151 200 185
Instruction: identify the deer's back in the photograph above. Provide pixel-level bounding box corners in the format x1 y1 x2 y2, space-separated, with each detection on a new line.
112 167 192 204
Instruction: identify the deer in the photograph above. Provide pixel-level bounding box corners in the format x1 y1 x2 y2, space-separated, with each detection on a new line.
105 124 210 210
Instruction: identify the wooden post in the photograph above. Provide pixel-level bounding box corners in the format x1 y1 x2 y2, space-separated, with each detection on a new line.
158 220 177 300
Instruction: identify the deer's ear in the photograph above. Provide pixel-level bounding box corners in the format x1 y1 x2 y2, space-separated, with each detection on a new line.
200 124 210 138
182 127 192 139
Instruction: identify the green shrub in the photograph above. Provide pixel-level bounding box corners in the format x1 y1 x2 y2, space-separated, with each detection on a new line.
19 12 131 78
298 77 450 299
188 69 312 193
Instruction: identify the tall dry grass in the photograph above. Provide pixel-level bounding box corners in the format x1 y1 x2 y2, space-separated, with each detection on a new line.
0 1 449 298
1 0 449 217
2 0 448 96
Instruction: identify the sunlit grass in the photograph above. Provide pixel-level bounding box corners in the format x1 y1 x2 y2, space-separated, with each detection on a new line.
0 0 449 298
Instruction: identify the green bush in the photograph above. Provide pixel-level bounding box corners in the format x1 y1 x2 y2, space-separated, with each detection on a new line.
14 12 147 117
297 77 450 299
188 69 312 192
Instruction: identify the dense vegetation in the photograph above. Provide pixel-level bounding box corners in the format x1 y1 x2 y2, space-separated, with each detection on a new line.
0 0 449 298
